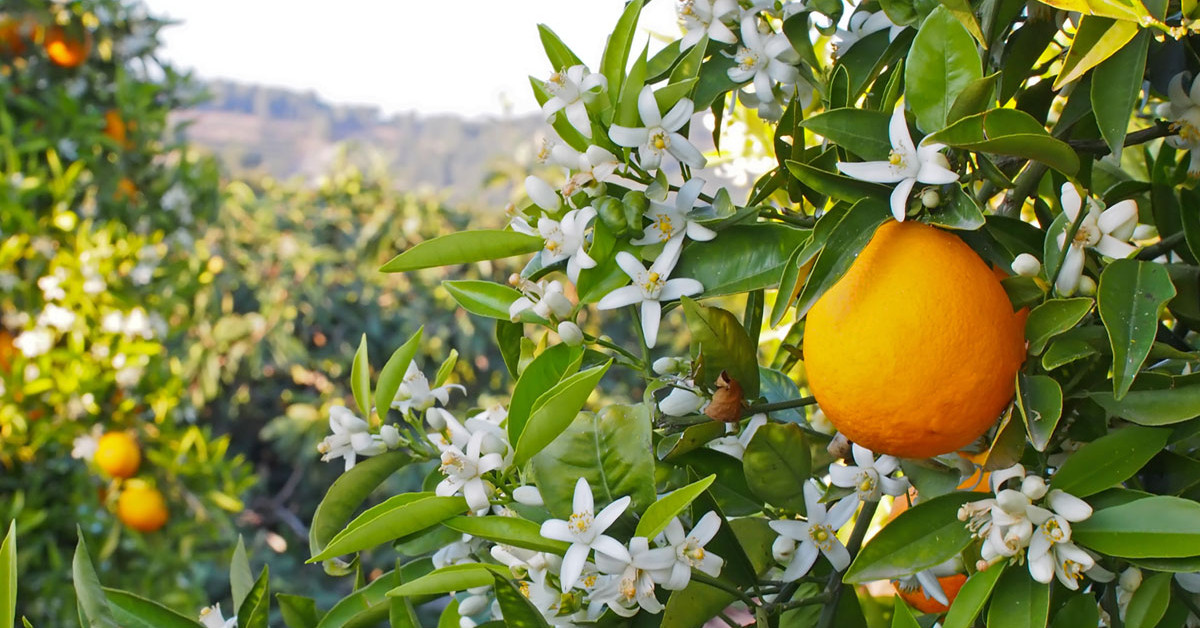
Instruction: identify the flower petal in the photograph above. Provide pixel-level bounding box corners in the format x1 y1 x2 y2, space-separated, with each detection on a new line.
662 99 695 132
1055 246 1085 297
667 134 708 169
1061 183 1082 221
593 535 633 564
566 101 593 139
610 125 649 147
541 519 574 542
823 540 852 571
597 285 645 310
1097 200 1137 238
1094 235 1136 259
836 160 907 184
691 511 723 545
890 177 917 221
616 250 648 280
595 495 632 531
560 542 590 590
641 300 662 348
659 277 703 300
889 102 915 155
637 86 662 126
827 494 860 529
676 178 705 212
686 221 718 241
526 176 561 212
781 541 820 581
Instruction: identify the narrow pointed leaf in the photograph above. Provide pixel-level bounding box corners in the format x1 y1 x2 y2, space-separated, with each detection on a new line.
635 474 717 539
375 328 423 420
310 451 411 557
104 590 203 628
1016 374 1062 452
73 529 117 628
351 334 370 417
231 536 253 611
1097 259 1176 399
380 231 544 273
1048 426 1170 497
514 362 611 467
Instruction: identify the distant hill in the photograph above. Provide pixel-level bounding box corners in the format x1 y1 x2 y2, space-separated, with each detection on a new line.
170 80 544 206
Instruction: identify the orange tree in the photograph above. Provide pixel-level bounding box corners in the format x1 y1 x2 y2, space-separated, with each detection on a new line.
50 0 1200 627
0 0 250 623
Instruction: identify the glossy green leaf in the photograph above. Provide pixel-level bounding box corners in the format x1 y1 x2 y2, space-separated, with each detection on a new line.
1049 426 1168 497
892 596 922 628
658 421 726 461
1086 381 1200 426
675 224 810 298
794 198 891 318
73 529 117 628
1098 259 1176 399
388 564 509 598
1 521 14 628
433 349 457 388
927 184 986 231
925 109 1079 175
492 574 551 628
438 599 460 628
1125 572 1171 628
742 423 811 511
669 36 708 84
1016 374 1062 452
277 594 319 628
380 230 544 273
661 580 737 628
1055 16 1139 90
986 567 1049 628
507 344 582 445
104 589 203 628
514 362 611 467
441 516 570 554
844 492 986 583
1092 31 1149 160
758 367 808 424
443 280 523 320
801 108 892 160
350 334 370 417
314 568 397 628
310 451 410 557
615 46 649 127
785 159 891 204
236 568 269 628
531 404 656 519
905 6 983 132
375 328 424 420
635 474 717 539
947 72 999 124
537 24 583 72
575 219 639 304
942 564 1006 628
231 536 253 611
310 493 467 562
1073 496 1200 557
600 0 644 105
1048 592 1099 628
681 297 760 398
1025 298 1093 355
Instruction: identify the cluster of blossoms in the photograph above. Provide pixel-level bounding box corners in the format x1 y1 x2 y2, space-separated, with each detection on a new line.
958 464 1105 590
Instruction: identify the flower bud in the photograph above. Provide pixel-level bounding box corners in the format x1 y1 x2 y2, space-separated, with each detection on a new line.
557 321 584 346
525 175 561 211
623 192 649 239
1020 475 1047 500
1011 253 1042 277
1047 489 1093 522
1132 224 1158 241
458 594 489 616
513 485 544 506
660 386 706 416
920 188 941 208
544 291 574 319
772 535 797 562
652 357 682 375
380 424 401 448
808 407 835 435
1077 275 1097 296
1119 567 1143 591
595 197 628 235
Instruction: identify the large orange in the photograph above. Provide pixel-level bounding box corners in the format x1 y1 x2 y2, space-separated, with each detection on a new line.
803 220 1026 458
0 15 28 56
103 109 127 146
117 484 168 532
895 573 968 614
42 25 90 68
94 431 141 479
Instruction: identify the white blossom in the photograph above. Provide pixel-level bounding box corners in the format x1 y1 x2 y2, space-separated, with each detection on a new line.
707 413 767 460
198 604 236 628
651 512 725 590
610 86 707 170
596 241 702 348
829 443 909 506
1054 184 1140 296
1157 71 1200 175
317 405 390 471
391 362 465 415
538 207 598 283
539 477 632 590
630 178 717 247
542 65 607 138
831 11 903 56
678 0 739 50
769 481 858 580
13 329 53 358
436 431 505 511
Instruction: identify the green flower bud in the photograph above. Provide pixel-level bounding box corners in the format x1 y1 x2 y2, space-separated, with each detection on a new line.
595 197 627 235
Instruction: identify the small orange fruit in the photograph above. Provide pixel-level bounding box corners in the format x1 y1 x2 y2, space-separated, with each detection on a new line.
43 25 91 68
115 177 138 201
0 329 13 373
94 431 141 479
117 484 168 532
103 109 127 145
0 15 29 56
895 573 968 614
803 220 1026 458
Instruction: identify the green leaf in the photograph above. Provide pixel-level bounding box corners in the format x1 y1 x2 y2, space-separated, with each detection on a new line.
231 536 253 611
986 566 1049 628
615 46 649 127
387 564 509 598
634 474 717 539
438 599 460 628
375 328 424 420
492 575 552 628
73 529 117 628
507 344 583 445
1055 16 1139 90
380 231 544 273
1 521 14 628
661 580 737 627
785 159 891 205
681 298 760 398
495 320 523 377
531 404 656 518
351 334 370 417
1098 259 1176 399
1049 426 1169 497
444 280 524 320
575 219 639 304
104 590 203 628
1025 298 1094 355
434 349 458 388
1125 572 1171 628
1086 382 1200 426
1073 495 1200 557
905 5 983 132
513 362 611 467
310 494 467 562
758 367 808 424
601 0 644 105
1016 374 1062 452
675 224 810 298
441 516 570 554
801 108 892 160
310 451 410 557
794 198 891 318
1048 593 1099 628
277 594 319 628
844 492 986 583
314 568 396 628
927 185 986 231
892 597 922 628
925 109 1079 174
537 24 583 71
1092 31 1149 160
947 72 999 124
942 564 1005 628
742 423 811 511
237 568 269 628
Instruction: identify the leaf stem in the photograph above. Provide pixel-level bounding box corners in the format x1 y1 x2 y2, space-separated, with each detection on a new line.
745 396 818 414
693 571 758 607
1134 232 1185 261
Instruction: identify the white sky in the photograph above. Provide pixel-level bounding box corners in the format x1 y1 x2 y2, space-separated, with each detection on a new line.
143 0 680 118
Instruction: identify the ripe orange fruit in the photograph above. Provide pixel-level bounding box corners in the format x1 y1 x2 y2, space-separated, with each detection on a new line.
103 109 127 145
115 177 138 201
803 220 1026 458
0 15 29 56
0 329 13 373
895 573 968 614
117 484 168 532
94 431 141 479
42 25 90 68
